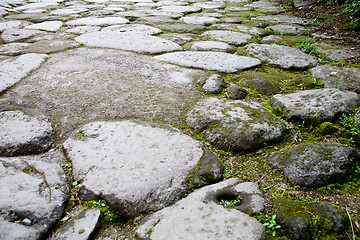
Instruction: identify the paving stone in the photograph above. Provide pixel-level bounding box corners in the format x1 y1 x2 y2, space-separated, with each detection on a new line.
186 97 285 152
0 53 47 93
0 151 69 239
66 16 130 26
245 43 318 70
75 31 182 54
0 42 31 55
136 178 265 240
201 74 226 94
1 28 42 43
155 51 261 73
194 2 225 10
50 7 88 16
63 120 223 217
0 20 23 32
201 30 252 46
66 25 101 34
23 39 80 54
102 23 163 35
252 14 311 25
54 208 101 240
180 16 218 26
25 20 63 32
244 0 285 13
236 25 270 36
314 42 360 61
266 24 307 35
310 65 360 91
158 5 201 15
186 40 236 52
270 88 360 124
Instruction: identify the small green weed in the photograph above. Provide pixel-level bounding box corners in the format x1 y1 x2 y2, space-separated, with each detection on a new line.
338 112 360 135
298 195 321 203
256 213 281 237
70 181 82 204
297 39 316 55
83 200 118 223
219 195 242 208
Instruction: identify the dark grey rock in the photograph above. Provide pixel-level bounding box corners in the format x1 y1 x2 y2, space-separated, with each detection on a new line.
0 150 69 239
245 44 317 70
186 97 285 152
314 42 360 62
154 51 261 73
0 98 54 156
63 120 223 217
310 65 360 91
136 179 265 240
274 197 347 239
0 53 47 93
54 208 101 240
270 88 360 124
267 143 360 187
202 74 226 94
240 74 281 95
227 85 248 100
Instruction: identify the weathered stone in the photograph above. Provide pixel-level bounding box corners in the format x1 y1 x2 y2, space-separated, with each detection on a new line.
157 23 206 34
0 53 47 93
102 23 163 35
270 88 360 124
194 2 225 10
245 44 317 70
0 20 23 32
267 24 307 35
187 41 236 52
50 7 88 16
65 26 101 34
54 208 101 240
1 28 42 43
66 16 130 26
0 42 31 55
201 74 226 94
63 120 223 217
260 35 283 44
274 197 347 239
201 30 252 46
24 39 80 54
240 74 281 95
158 6 201 15
136 179 265 240
0 151 69 239
267 143 360 187
236 25 270 36
252 15 310 25
154 51 261 73
180 16 218 26
228 85 248 99
75 31 182 54
314 42 360 62
310 65 360 91
25 21 63 32
244 0 285 13
186 97 285 152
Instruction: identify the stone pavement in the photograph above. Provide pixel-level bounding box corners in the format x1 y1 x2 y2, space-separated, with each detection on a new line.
1 0 360 239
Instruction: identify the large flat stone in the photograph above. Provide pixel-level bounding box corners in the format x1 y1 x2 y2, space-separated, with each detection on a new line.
66 16 130 26
154 51 261 73
0 53 47 93
0 151 69 239
63 120 223 217
186 97 285 152
201 30 252 46
270 88 360 124
136 179 265 240
1 28 42 43
24 21 63 32
75 31 182 54
252 14 310 25
245 44 318 70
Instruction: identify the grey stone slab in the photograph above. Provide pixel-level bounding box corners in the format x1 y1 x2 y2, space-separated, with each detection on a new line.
194 2 225 9
136 179 265 240
314 42 360 62
14 2 60 12
0 53 47 93
186 97 285 152
54 208 101 240
25 20 63 32
66 16 130 26
180 16 218 26
102 23 163 35
201 30 252 46
236 25 270 36
63 120 223 217
75 31 182 54
187 41 236 52
267 24 307 35
66 26 101 34
50 7 88 16
252 15 311 26
23 39 80 54
245 44 318 70
310 65 360 91
0 20 23 32
0 42 31 55
270 88 360 124
1 28 42 43
155 51 260 73
267 143 360 187
244 0 285 13
0 151 69 238
158 5 201 15
5 48 204 140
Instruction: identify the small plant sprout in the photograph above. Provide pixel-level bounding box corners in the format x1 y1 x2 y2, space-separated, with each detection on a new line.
263 214 281 237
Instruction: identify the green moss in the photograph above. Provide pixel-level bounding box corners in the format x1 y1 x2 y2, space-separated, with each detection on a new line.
22 168 33 174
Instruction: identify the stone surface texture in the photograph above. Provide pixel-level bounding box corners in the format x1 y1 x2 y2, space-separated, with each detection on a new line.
267 143 360 187
136 178 265 240
63 120 223 217
186 97 285 152
270 88 360 124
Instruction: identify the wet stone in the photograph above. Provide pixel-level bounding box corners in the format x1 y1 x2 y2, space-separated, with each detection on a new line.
186 97 285 152
136 178 265 240
0 53 47 93
201 30 252 46
155 51 261 73
0 151 69 239
310 65 360 91
75 31 182 54
267 143 360 187
245 44 318 70
270 88 360 124
63 120 223 217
